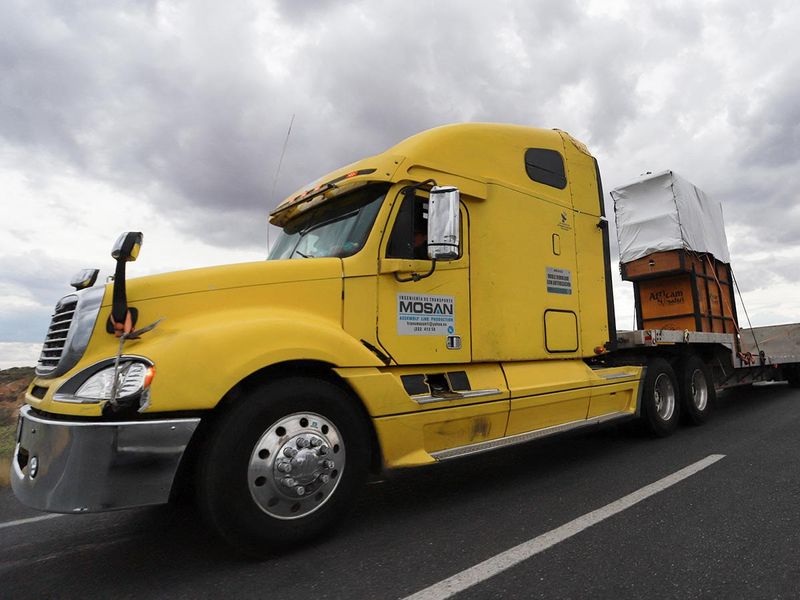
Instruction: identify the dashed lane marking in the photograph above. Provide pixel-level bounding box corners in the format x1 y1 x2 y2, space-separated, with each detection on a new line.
0 514 64 530
404 454 726 600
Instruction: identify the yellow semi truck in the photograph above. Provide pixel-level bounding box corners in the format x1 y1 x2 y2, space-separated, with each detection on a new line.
11 124 800 554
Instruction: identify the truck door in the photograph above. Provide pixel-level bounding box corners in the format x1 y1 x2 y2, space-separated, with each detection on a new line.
376 187 471 364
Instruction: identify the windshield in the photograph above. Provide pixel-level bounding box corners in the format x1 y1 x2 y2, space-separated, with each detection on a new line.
268 183 390 260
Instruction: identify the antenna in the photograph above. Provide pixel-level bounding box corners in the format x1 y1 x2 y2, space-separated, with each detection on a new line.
267 113 295 254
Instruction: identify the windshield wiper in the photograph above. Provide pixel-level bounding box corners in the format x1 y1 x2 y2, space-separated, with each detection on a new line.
288 210 360 259
300 210 359 236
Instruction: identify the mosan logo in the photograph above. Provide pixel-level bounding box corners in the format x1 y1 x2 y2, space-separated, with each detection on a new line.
399 300 454 315
649 289 685 306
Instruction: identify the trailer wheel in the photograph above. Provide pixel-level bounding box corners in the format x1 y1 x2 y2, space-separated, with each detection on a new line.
197 377 370 556
639 358 680 437
786 366 800 388
679 355 715 425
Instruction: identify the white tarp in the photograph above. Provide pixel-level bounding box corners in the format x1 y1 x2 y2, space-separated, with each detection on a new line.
611 170 730 264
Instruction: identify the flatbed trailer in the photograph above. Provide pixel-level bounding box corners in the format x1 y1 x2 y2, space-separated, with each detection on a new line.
615 324 800 389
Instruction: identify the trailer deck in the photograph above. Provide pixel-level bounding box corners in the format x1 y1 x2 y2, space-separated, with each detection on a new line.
616 324 800 379
739 323 800 366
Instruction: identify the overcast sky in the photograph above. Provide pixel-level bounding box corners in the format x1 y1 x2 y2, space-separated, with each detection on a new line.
2 0 799 368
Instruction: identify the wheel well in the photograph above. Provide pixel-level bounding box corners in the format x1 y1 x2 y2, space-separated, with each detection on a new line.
172 360 383 501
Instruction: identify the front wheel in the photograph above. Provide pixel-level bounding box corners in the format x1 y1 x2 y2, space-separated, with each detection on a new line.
197 377 370 555
639 358 680 437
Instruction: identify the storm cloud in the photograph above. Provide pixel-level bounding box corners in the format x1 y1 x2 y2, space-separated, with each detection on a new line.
1 0 800 356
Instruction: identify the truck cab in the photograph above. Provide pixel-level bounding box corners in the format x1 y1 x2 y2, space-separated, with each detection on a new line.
12 123 644 554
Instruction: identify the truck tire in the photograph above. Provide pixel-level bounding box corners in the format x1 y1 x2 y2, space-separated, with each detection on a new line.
639 358 680 437
679 355 715 425
197 377 370 556
786 366 800 388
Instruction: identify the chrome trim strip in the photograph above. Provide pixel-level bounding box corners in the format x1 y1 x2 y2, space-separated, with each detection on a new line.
430 411 632 461
52 393 102 404
413 388 502 405
11 405 201 514
599 372 639 380
18 405 198 428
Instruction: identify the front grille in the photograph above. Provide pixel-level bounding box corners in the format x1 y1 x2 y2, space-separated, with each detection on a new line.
37 296 78 373
34 286 105 379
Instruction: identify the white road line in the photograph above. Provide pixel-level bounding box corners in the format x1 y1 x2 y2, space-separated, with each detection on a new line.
404 453 726 600
0 513 64 530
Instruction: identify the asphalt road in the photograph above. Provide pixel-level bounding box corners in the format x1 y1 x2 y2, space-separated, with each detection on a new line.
2 383 800 599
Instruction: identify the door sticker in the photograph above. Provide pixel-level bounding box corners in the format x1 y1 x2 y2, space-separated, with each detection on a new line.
546 267 572 295
397 293 455 336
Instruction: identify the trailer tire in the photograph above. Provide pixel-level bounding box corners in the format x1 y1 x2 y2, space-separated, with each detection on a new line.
639 358 680 437
197 377 370 556
786 367 800 388
678 356 715 425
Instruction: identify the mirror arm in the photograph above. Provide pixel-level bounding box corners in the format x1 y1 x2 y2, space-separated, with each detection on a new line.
399 178 438 196
394 259 437 283
107 257 138 336
110 258 128 324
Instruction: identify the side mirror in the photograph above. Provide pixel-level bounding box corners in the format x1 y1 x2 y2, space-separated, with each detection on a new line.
111 232 143 262
427 186 460 260
70 268 99 290
108 232 143 337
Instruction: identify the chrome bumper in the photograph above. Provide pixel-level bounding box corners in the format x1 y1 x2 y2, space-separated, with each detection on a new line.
11 405 200 514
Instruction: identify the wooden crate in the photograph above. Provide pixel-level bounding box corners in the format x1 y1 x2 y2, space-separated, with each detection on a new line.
621 250 738 333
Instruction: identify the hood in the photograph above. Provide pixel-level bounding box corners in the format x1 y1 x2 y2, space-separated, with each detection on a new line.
111 258 344 305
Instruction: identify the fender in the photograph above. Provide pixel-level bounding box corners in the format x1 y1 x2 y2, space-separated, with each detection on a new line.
131 307 385 413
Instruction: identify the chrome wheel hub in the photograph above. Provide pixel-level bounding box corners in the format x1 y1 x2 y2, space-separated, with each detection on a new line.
653 373 676 421
248 412 345 520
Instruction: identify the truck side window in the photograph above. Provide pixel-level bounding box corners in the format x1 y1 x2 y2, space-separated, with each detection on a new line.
386 192 429 259
524 148 567 189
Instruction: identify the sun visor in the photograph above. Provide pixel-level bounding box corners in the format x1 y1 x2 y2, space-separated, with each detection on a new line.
611 170 730 264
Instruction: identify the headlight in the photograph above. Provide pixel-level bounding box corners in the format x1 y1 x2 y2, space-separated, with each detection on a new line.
54 358 155 407
76 362 150 401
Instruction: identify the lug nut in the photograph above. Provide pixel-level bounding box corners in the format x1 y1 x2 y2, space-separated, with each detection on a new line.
283 477 297 487
283 447 298 458
319 474 330 484
324 460 335 470
317 445 329 456
296 486 306 496
310 438 321 447
277 461 292 473
296 437 309 449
